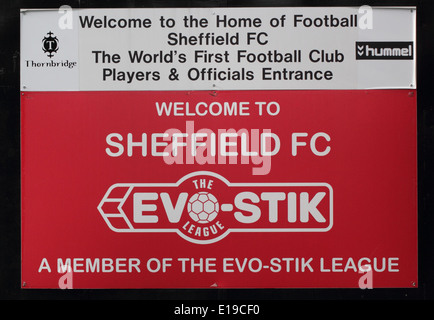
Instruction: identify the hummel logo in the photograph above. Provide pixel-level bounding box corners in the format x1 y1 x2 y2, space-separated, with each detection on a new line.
356 42 414 60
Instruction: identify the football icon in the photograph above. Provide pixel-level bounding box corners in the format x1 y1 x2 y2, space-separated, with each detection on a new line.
187 192 219 224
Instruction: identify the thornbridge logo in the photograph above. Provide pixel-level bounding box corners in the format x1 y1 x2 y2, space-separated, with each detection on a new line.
355 41 414 60
24 31 77 71
98 171 333 244
42 31 59 58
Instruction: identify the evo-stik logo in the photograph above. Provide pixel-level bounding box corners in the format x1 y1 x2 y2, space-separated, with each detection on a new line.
356 42 414 60
98 171 333 244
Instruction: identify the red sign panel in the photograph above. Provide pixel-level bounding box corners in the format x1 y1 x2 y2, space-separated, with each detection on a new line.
21 89 417 288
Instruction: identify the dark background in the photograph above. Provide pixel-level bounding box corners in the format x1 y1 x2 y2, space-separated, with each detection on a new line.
1 0 433 305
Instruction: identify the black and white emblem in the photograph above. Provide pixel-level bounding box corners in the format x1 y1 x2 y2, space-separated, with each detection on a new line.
42 31 59 58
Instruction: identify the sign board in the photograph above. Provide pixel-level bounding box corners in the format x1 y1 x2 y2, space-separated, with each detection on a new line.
21 7 416 91
21 7 417 289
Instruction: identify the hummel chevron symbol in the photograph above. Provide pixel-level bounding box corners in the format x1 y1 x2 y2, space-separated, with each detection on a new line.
357 45 365 56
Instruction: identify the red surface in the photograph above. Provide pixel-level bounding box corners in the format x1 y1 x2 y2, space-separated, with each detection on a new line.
21 90 417 288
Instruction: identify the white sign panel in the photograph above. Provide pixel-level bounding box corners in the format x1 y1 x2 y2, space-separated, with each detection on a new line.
21 7 416 91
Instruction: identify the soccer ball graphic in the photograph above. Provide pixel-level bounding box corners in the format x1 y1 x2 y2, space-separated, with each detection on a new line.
187 192 219 224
